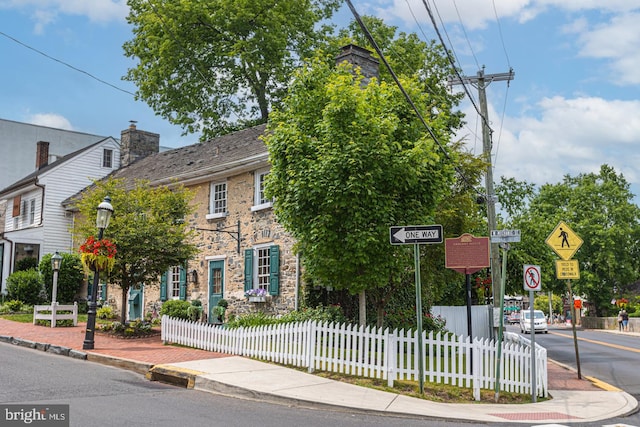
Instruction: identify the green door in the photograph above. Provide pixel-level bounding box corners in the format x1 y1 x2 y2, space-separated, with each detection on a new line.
208 260 224 323
128 286 143 321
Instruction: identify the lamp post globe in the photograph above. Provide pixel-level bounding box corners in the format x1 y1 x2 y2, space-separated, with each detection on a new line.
83 196 114 350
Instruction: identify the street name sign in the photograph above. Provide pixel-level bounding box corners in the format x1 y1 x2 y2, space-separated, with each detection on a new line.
556 260 580 280
545 221 583 260
390 225 443 245
490 229 521 243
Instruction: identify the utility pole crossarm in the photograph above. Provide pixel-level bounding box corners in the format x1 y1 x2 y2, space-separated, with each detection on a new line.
447 69 515 87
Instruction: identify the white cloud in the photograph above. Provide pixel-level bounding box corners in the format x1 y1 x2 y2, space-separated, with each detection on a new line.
27 113 74 130
574 13 640 85
490 96 640 194
0 0 128 32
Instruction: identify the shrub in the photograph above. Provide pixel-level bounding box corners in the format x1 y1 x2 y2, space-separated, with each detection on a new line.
4 300 24 313
225 305 347 329
15 257 38 272
160 300 191 320
6 269 45 305
97 306 116 320
39 253 85 304
187 304 203 321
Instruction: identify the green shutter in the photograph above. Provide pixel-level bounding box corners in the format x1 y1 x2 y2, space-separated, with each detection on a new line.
179 266 187 300
244 249 253 292
269 245 280 296
160 272 167 301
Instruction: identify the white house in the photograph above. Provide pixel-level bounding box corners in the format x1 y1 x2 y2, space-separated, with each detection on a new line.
0 118 109 193
0 138 121 294
0 123 162 296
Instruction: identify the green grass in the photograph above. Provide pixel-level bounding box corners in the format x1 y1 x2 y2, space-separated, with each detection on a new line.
0 312 101 325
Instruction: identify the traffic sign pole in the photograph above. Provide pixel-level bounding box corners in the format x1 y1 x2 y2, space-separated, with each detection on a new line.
390 225 443 395
414 244 425 395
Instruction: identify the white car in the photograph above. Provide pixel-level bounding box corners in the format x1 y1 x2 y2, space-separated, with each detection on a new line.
520 309 548 334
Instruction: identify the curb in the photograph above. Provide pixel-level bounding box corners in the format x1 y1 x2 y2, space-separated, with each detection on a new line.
0 335 151 376
146 365 204 388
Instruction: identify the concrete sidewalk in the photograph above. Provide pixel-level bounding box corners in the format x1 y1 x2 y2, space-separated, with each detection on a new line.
0 318 637 424
154 357 637 424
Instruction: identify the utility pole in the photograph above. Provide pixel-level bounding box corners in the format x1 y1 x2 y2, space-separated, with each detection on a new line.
448 67 514 316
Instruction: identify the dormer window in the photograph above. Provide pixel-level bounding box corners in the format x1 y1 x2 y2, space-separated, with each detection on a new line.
103 149 113 168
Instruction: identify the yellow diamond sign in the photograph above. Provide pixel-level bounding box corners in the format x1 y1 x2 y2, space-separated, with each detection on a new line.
546 221 583 260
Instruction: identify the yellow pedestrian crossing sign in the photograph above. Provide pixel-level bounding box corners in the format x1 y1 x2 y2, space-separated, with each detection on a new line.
546 221 583 260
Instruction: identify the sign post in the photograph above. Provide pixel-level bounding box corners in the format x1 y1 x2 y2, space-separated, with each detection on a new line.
389 225 443 394
445 233 490 378
523 264 541 402
546 221 583 380
490 230 520 402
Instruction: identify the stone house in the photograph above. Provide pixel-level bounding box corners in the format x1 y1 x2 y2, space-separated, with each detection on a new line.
99 124 300 322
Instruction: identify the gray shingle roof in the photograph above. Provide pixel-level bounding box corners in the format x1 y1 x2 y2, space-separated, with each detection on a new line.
0 137 111 197
111 123 268 186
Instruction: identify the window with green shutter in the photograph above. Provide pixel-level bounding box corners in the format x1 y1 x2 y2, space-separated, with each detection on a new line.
179 265 187 300
269 245 280 296
160 272 167 301
244 249 253 292
244 245 280 296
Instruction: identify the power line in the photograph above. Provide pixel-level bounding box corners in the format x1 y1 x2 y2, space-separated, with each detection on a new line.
344 0 482 198
0 30 136 96
492 0 512 69
453 0 481 70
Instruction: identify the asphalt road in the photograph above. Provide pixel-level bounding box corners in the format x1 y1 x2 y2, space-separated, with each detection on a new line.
0 343 479 427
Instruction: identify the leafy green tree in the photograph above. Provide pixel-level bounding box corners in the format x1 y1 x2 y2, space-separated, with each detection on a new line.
496 165 640 316
264 48 464 325
333 16 464 134
72 178 198 322
124 0 340 139
39 253 85 304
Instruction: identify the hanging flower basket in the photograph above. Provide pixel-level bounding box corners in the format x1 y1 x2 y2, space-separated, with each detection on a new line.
79 236 117 272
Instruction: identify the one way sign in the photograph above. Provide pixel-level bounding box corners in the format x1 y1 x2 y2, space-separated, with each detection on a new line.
390 225 443 245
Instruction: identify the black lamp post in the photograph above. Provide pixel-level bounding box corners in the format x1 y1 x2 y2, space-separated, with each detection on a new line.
50 251 63 306
83 196 114 350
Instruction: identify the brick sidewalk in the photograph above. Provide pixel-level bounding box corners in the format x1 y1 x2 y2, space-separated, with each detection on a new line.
0 318 600 391
0 318 228 365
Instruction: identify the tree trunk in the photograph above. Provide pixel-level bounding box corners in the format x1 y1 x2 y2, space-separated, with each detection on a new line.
358 290 366 326
120 285 129 323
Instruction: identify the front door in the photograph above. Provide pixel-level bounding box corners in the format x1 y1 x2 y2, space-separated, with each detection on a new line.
208 260 224 323
128 286 143 321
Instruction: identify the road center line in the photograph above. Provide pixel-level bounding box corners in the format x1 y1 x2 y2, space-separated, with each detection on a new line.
550 331 640 353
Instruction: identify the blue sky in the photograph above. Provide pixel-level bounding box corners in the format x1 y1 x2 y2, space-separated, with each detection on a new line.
1 1 640 201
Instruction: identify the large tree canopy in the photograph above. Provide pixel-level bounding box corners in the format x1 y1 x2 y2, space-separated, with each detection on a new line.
124 0 340 139
73 177 198 321
496 165 640 316
264 48 460 299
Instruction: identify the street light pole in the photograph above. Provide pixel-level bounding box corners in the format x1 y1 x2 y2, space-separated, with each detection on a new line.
50 251 63 329
83 196 114 350
51 251 63 306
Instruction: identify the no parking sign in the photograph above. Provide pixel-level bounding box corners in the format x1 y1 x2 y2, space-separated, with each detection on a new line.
523 265 541 291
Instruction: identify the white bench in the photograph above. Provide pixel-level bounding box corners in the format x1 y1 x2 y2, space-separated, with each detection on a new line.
33 302 78 327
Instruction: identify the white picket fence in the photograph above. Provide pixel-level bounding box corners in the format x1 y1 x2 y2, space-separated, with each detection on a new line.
161 315 547 400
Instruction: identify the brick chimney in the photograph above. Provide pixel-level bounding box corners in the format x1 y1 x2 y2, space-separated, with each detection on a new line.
335 44 380 85
120 121 160 167
36 141 50 169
